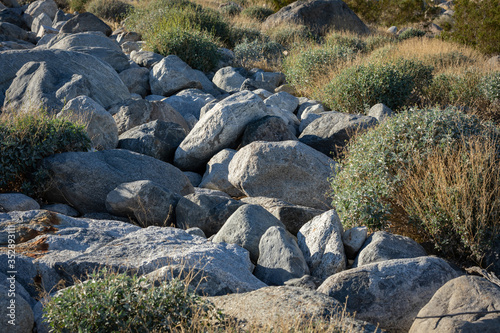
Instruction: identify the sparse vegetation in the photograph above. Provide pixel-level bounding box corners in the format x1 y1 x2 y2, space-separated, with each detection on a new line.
86 0 132 22
0 109 91 196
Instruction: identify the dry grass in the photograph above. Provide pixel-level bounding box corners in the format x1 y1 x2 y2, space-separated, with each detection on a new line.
398 135 500 263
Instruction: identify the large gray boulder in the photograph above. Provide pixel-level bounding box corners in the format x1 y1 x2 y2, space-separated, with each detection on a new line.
207 286 379 332
119 67 150 97
241 196 324 235
299 112 378 157
175 192 244 237
105 180 180 227
41 149 194 214
129 50 163 68
149 55 203 96
199 149 244 198
409 275 500 333
255 226 310 285
46 32 130 72
353 231 427 267
57 95 119 150
0 22 31 42
163 88 216 121
118 120 186 162
23 0 57 28
55 227 266 295
212 66 246 93
174 90 271 171
297 210 346 280
318 257 461 332
0 49 130 110
59 12 112 36
228 140 334 210
0 193 39 211
263 0 370 35
212 204 287 262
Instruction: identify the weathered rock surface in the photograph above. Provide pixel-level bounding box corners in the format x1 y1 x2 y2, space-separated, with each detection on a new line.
119 67 150 97
0 285 34 333
342 226 368 259
130 50 163 68
239 115 297 148
199 149 244 197
0 193 39 211
318 256 461 332
263 0 370 35
150 55 202 96
353 231 427 267
207 286 380 332
164 88 216 121
175 192 244 237
213 66 246 93
298 210 346 280
55 227 266 294
240 196 324 235
367 103 393 123
299 112 378 157
105 180 180 227
58 95 119 150
174 90 271 171
118 120 186 162
409 275 500 333
41 149 194 214
59 12 111 36
255 226 310 285
0 49 130 111
228 140 334 210
212 204 287 262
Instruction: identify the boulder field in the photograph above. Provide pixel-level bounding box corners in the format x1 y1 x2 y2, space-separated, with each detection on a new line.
1 0 499 332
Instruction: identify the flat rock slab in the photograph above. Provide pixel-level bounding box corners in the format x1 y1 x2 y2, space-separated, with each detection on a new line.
41 149 194 214
318 256 461 332
54 227 266 295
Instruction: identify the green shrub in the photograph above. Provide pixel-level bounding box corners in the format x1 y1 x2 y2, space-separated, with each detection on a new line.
398 27 426 40
283 45 354 89
0 111 91 196
443 0 500 54
126 0 231 47
423 51 473 70
86 0 132 22
148 28 221 72
219 3 242 17
233 38 284 67
229 26 263 46
330 107 497 231
344 0 440 26
480 71 500 104
43 268 220 333
400 135 500 262
68 0 90 12
363 35 395 52
325 33 367 53
241 6 274 21
267 24 313 46
266 0 294 11
322 58 433 113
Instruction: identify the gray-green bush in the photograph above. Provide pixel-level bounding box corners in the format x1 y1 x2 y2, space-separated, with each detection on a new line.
330 107 497 231
322 58 433 113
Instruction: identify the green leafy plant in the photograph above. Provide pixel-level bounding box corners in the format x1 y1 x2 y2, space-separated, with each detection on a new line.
43 268 221 333
86 0 132 22
442 0 500 54
126 0 230 69
325 33 367 53
398 28 426 40
322 58 433 113
480 71 500 104
266 24 313 46
283 45 355 89
68 0 90 12
233 38 284 68
241 6 274 21
0 110 91 196
330 107 497 231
